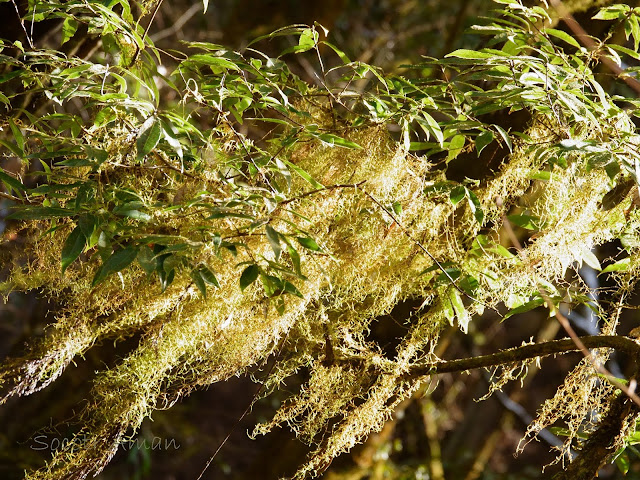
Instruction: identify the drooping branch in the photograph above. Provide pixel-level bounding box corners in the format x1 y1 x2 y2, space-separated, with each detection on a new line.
406 335 640 378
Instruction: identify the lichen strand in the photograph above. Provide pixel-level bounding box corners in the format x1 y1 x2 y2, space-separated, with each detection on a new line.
6 99 640 479
519 355 616 465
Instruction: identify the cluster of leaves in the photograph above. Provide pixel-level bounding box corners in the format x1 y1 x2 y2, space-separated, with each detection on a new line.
2 0 639 304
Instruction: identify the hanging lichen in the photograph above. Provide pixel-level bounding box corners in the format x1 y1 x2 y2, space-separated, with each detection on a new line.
2 1 640 478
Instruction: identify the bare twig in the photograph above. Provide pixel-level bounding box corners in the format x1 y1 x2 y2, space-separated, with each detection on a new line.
10 0 34 49
150 3 203 43
195 331 290 480
360 186 478 303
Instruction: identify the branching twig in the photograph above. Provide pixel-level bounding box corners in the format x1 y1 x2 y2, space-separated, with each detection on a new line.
360 186 478 303
10 0 33 49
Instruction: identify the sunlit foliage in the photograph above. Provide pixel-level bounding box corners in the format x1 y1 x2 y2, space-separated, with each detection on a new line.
2 0 640 478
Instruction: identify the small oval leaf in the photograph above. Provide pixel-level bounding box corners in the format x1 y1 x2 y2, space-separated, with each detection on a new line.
61 225 86 273
136 118 162 160
240 264 260 291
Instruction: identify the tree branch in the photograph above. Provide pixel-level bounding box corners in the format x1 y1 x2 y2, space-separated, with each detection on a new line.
406 335 640 378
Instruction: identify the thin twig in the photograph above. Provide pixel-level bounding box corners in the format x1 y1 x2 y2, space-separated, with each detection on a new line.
360 186 477 303
150 3 202 43
127 0 164 67
279 181 366 206
10 0 33 49
195 331 290 480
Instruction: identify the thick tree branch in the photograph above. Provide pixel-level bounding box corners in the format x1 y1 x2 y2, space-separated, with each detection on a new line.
406 335 640 378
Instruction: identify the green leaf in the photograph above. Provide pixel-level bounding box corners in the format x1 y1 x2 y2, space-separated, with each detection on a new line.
136 118 162 160
0 169 25 197
240 264 260 291
185 54 241 71
317 133 363 149
608 43 640 61
260 274 283 297
7 206 72 220
198 265 220 287
320 41 350 63
280 158 324 189
191 268 207 298
580 249 601 271
416 113 444 147
297 236 320 251
507 213 544 230
159 268 175 292
615 452 630 475
287 244 302 276
78 214 97 239
442 289 455 324
92 246 138 286
601 257 631 274
600 179 636 211
447 134 465 162
265 225 282 261
137 246 157 275
467 190 484 224
297 28 318 53
161 121 184 160
627 15 640 51
592 4 629 20
448 287 471 333
530 171 552 181
475 130 494 156
61 225 86 273
544 28 581 49
504 297 545 320
449 186 466 206
0 70 23 84
283 280 303 298
8 119 24 156
61 18 78 45
493 125 512 153
115 208 152 222
445 49 498 59
0 139 22 158
247 25 309 48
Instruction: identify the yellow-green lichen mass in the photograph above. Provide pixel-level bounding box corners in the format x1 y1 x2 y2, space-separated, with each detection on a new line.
3 2 640 477
3 98 640 478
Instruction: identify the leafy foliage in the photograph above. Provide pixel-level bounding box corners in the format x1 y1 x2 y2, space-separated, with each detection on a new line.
2 0 640 478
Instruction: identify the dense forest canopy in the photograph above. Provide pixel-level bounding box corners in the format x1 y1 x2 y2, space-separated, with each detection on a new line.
2 0 640 479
